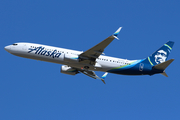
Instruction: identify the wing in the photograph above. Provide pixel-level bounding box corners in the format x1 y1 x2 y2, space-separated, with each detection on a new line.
79 27 122 65
79 69 108 84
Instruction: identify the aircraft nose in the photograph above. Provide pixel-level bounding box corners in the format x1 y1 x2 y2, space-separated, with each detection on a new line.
4 45 11 52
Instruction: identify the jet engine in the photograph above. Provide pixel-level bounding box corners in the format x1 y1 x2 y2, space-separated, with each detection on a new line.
60 65 79 75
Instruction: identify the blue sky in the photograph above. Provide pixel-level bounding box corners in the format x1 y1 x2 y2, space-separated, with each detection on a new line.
1 0 180 119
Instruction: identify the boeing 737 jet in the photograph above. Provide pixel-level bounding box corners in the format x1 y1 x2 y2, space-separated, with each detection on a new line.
4 27 174 84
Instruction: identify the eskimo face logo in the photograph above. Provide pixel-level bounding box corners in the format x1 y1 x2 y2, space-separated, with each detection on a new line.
154 50 167 64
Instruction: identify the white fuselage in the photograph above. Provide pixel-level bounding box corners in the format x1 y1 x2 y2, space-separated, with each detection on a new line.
5 42 136 72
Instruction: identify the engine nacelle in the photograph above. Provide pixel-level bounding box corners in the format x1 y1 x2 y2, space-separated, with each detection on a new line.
64 54 79 63
60 65 79 75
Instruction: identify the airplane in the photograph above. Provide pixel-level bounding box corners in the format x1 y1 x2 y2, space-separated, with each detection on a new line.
4 27 174 84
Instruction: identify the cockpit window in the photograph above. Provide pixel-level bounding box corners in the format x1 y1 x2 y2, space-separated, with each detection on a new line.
12 43 18 45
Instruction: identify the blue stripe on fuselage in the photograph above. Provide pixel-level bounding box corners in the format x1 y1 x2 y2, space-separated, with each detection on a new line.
107 59 161 75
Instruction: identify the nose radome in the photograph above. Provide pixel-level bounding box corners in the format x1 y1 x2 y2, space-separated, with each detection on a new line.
4 45 11 52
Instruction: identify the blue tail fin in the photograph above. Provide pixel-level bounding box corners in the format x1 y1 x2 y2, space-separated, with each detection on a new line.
146 41 174 66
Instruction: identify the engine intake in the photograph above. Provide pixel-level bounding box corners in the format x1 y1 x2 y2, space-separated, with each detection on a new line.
60 65 79 75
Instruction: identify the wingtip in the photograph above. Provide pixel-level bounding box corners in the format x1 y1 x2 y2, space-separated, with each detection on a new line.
113 27 122 36
101 72 108 84
101 72 108 79
101 79 106 84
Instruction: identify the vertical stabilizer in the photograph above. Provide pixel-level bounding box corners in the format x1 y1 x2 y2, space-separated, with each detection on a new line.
146 41 174 66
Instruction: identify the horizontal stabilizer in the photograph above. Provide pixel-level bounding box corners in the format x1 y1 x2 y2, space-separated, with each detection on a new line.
153 59 174 70
161 71 168 77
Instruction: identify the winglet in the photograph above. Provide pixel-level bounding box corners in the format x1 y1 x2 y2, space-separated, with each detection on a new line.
100 72 108 84
101 72 108 79
113 27 122 40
